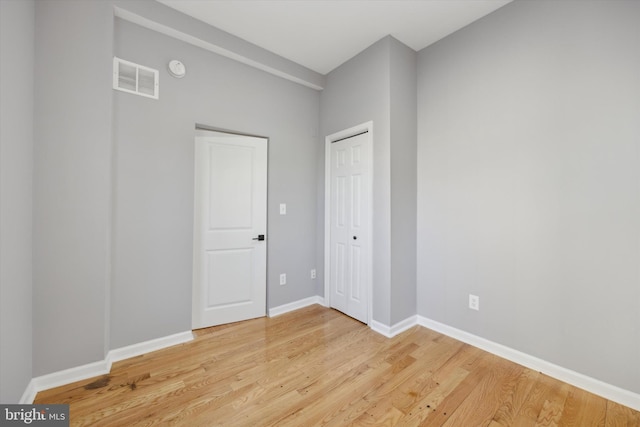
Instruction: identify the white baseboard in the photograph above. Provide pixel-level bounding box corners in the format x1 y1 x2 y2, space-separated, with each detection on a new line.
361 313 640 411
30 359 111 399
268 296 325 317
19 380 38 404
107 331 194 364
417 316 640 412
23 330 194 403
19 311 640 412
370 316 417 338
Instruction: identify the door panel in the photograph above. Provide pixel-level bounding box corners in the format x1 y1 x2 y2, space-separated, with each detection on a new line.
207 144 253 229
350 245 361 301
193 131 267 329
205 249 253 307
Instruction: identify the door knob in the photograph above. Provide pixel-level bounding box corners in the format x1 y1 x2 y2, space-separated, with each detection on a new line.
252 234 265 241
353 236 357 240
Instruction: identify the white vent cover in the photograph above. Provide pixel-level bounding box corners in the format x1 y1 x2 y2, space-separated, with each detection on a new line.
113 57 159 99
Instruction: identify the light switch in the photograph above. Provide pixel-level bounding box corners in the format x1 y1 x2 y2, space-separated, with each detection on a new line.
280 203 286 215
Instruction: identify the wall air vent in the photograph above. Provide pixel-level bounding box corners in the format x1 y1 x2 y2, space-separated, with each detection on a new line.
113 57 159 99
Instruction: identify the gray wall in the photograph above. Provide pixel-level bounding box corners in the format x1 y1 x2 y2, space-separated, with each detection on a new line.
111 19 320 348
32 0 114 375
389 38 417 325
417 0 640 393
20 0 321 378
320 36 418 326
7 0 636 403
112 0 324 91
320 37 393 325
0 0 34 403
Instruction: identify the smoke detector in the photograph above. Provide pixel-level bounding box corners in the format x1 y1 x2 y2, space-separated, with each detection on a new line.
168 60 186 78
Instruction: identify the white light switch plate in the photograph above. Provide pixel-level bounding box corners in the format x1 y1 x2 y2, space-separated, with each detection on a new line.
279 203 286 215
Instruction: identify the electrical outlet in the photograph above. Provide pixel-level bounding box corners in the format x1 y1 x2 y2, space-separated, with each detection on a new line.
280 273 287 285
469 294 480 311
311 269 316 279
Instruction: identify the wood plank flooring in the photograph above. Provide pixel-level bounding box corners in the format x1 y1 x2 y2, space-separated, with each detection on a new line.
35 305 640 426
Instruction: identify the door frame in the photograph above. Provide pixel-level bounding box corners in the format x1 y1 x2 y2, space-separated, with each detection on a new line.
324 121 373 325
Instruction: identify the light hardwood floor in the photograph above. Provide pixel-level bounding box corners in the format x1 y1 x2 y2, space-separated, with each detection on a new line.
35 305 640 426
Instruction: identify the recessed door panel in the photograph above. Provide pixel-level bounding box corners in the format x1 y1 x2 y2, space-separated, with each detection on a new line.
335 243 346 297
207 144 253 230
350 245 361 302
205 249 253 307
336 176 346 228
351 174 362 229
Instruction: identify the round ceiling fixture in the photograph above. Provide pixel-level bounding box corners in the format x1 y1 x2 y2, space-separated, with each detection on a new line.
168 60 186 78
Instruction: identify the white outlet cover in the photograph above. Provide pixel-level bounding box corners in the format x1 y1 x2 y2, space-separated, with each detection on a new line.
280 273 286 285
469 294 480 311
311 269 316 279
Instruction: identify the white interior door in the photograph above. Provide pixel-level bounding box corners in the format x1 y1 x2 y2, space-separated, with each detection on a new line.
328 130 371 324
192 130 267 329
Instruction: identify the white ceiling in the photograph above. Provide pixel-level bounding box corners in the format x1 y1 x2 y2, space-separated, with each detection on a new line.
156 0 513 75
